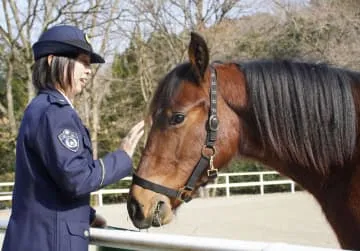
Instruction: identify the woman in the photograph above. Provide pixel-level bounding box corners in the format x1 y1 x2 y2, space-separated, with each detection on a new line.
2 25 144 251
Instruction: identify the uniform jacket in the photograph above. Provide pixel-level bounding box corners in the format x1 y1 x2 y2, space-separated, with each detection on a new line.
2 89 132 251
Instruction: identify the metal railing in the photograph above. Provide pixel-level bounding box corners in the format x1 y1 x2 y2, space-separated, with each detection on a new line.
88 227 343 251
0 219 345 251
0 171 296 206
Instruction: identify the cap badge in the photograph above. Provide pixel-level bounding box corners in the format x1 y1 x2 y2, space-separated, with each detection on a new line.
84 33 91 45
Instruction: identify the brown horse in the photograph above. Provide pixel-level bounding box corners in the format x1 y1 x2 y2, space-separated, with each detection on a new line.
127 32 360 250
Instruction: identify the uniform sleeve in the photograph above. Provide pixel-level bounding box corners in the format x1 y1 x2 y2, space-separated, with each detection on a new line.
34 106 132 198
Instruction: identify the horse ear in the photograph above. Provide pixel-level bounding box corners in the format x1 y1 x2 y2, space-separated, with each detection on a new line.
188 32 210 82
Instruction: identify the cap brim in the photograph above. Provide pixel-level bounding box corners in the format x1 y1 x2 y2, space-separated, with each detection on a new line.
91 52 105 64
33 40 105 63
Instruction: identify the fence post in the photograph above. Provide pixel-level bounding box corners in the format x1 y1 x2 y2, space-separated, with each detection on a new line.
291 181 295 193
226 175 230 198
260 173 264 195
98 192 103 207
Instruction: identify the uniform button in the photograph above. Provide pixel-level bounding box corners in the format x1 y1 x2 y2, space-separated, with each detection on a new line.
84 230 89 237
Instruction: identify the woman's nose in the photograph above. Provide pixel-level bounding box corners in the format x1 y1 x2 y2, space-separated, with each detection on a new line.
85 66 92 75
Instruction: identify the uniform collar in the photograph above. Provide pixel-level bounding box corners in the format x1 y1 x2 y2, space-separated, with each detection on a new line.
57 89 74 109
39 89 73 108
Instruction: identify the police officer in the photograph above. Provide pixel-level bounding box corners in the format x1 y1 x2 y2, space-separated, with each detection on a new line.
2 25 144 251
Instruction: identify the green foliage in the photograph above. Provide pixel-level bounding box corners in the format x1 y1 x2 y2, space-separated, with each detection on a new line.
0 137 15 175
99 51 146 162
0 51 28 174
12 75 28 120
99 30 184 166
235 17 307 60
112 42 138 79
145 31 186 76
102 179 132 204
0 45 6 104
235 32 272 58
224 159 266 173
311 0 360 10
267 20 304 59
98 81 146 161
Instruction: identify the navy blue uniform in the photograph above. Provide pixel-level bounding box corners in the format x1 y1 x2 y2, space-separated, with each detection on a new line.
2 89 132 251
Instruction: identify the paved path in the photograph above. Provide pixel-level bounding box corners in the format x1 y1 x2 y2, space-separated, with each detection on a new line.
0 192 340 250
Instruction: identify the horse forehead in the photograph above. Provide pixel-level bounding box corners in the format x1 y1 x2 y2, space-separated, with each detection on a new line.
174 81 205 105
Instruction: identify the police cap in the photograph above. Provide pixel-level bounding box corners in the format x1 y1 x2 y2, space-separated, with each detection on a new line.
32 25 105 64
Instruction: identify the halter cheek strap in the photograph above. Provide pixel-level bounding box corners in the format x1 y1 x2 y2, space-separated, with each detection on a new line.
133 65 219 203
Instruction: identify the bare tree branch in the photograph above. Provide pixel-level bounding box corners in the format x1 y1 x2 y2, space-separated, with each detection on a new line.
0 102 7 115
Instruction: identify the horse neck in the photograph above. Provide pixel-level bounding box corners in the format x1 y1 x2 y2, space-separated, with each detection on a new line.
213 62 360 250
214 63 330 194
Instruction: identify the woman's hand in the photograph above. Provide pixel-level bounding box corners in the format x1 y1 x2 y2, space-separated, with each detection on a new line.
120 120 144 157
90 213 107 228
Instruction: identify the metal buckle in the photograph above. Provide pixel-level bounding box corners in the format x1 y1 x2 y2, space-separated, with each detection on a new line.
176 187 193 203
201 146 218 178
208 115 219 131
207 155 218 178
207 169 218 178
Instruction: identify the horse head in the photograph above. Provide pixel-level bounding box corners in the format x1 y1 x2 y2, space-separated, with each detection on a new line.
127 33 245 229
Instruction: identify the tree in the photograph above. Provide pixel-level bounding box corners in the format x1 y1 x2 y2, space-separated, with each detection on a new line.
0 0 129 172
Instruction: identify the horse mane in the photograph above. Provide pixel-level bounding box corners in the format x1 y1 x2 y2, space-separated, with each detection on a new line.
150 63 197 127
238 60 358 174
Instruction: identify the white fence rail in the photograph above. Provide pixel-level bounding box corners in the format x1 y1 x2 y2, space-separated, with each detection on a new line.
206 171 296 198
0 182 14 202
0 171 296 206
0 219 345 251
89 227 344 251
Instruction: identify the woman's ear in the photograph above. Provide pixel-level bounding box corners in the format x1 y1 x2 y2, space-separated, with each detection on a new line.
47 55 54 66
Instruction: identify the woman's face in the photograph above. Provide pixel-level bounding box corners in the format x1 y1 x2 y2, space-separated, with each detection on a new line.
70 53 92 98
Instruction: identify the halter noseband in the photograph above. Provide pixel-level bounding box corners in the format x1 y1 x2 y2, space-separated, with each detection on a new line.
132 65 219 203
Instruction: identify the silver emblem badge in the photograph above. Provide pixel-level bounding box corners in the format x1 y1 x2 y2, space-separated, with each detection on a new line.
58 129 79 152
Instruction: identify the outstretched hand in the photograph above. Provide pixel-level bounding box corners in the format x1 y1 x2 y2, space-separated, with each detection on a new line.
120 120 144 158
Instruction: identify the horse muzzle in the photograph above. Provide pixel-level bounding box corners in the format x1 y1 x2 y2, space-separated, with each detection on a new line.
127 194 173 229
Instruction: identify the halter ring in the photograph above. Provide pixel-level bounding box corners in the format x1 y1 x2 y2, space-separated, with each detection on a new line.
176 187 193 202
201 145 216 159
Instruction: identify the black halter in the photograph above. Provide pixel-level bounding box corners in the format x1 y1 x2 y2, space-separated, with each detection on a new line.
132 66 219 203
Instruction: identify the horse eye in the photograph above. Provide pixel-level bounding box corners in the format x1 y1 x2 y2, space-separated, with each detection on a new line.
169 113 185 125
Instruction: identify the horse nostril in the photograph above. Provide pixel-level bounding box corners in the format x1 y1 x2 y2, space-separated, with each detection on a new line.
127 197 144 221
152 200 166 227
156 201 165 213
